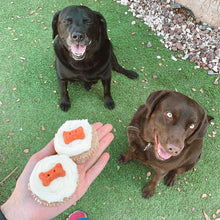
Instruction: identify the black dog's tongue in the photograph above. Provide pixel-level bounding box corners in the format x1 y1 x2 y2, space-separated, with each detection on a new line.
71 44 86 55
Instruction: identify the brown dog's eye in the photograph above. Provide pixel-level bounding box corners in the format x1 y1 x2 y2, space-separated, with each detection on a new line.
166 112 173 118
189 124 195 129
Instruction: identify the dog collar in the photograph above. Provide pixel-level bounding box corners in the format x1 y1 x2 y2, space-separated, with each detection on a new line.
127 125 139 131
144 142 152 151
127 126 152 151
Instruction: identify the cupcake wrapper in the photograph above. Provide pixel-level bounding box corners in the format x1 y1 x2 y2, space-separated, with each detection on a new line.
70 127 99 164
28 183 76 207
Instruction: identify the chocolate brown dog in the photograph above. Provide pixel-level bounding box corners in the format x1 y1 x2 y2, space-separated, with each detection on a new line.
118 90 213 199
52 5 138 112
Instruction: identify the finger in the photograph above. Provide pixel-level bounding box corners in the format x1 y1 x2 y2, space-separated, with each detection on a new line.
96 124 113 141
84 132 114 170
84 123 113 170
85 152 110 187
92 122 103 130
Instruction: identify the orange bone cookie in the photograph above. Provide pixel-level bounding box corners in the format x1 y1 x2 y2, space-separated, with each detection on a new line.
63 126 85 144
39 163 66 186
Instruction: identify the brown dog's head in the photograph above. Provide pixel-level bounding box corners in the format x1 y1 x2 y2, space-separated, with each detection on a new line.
52 5 108 61
143 90 213 161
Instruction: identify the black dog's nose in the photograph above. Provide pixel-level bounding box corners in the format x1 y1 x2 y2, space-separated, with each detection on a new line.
72 32 85 42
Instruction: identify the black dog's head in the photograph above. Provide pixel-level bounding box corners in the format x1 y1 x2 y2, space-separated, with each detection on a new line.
143 90 213 161
52 5 108 61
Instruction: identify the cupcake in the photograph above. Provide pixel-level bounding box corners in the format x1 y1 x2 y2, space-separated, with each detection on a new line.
54 119 99 164
28 154 78 206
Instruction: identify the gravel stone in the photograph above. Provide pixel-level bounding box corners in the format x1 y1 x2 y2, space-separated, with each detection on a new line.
146 41 152 48
118 0 220 74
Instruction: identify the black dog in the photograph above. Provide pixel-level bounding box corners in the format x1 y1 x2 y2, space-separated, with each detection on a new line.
52 5 138 112
119 90 213 198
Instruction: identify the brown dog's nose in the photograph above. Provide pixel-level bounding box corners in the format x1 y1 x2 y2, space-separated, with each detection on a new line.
167 144 180 156
72 32 85 42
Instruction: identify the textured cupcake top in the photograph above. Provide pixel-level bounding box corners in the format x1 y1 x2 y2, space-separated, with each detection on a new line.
29 154 78 203
54 119 92 157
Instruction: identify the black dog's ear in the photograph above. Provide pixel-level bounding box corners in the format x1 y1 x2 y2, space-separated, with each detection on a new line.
52 11 61 39
95 11 108 39
186 109 214 144
145 89 172 119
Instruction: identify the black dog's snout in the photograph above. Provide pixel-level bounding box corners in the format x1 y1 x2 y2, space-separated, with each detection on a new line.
72 32 85 42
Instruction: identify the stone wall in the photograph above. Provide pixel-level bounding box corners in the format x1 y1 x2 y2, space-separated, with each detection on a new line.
175 0 220 27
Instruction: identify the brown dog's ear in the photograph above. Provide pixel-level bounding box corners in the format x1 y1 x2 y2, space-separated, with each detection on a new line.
145 89 172 119
52 11 60 39
207 115 214 122
95 11 108 40
186 109 214 144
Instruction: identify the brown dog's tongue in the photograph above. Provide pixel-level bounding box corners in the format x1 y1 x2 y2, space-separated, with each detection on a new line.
155 131 158 146
155 132 172 160
158 143 172 160
71 45 86 55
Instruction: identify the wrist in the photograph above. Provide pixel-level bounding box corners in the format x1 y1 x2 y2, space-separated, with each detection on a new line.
1 199 25 220
0 207 7 220
1 204 8 220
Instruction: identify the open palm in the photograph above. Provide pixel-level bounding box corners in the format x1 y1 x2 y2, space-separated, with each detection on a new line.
1 122 114 220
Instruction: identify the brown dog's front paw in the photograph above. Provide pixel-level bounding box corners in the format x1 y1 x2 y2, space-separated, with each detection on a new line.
104 97 115 110
142 186 155 199
118 154 128 164
60 100 71 112
164 173 177 187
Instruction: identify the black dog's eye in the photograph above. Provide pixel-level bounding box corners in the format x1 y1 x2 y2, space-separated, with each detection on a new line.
83 18 92 24
64 18 72 25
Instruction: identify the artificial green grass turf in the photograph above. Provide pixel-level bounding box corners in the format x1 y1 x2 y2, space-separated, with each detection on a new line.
0 0 219 219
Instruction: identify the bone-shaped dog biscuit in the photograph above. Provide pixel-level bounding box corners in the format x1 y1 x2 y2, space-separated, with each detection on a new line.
39 163 66 186
63 126 85 144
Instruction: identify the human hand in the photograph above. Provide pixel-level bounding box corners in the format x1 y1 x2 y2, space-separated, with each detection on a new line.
1 122 114 220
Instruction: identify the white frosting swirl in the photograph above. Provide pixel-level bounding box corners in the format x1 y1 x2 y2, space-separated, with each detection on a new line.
29 155 78 203
54 119 92 157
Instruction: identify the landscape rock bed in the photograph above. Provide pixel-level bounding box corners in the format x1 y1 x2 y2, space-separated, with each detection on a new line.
119 0 220 76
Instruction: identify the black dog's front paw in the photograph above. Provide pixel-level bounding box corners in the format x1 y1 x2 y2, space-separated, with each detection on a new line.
142 186 155 199
126 70 139 79
104 97 115 110
60 100 71 112
84 82 93 91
